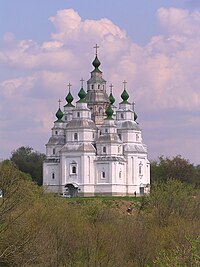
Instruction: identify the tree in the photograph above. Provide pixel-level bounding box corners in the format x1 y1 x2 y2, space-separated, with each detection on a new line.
10 146 46 186
151 155 199 185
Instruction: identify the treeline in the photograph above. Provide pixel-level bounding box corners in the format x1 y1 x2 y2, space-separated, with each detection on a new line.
0 160 200 267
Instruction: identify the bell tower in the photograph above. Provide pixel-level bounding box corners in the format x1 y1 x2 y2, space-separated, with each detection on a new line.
85 44 110 126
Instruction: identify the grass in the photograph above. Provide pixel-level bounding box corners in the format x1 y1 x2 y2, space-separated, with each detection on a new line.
64 195 143 203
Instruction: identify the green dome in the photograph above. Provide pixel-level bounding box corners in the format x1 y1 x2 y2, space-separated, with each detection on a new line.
92 55 101 69
109 92 115 105
65 91 74 107
78 87 86 100
106 104 114 119
56 108 63 122
121 89 129 103
134 112 138 121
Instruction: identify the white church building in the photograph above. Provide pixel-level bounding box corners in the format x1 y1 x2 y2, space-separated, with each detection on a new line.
43 47 150 197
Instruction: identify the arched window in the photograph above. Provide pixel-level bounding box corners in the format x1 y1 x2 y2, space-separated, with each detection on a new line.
119 171 122 179
55 131 58 135
121 113 124 119
103 147 106 153
102 171 105 179
98 84 100 89
52 173 55 179
91 85 94 89
53 148 56 155
77 112 80 118
72 166 76 174
70 161 77 175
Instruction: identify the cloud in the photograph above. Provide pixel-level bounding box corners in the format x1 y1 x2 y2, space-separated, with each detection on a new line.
1 8 200 163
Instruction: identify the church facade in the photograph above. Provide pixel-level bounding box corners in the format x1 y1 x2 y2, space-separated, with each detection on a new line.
43 48 150 197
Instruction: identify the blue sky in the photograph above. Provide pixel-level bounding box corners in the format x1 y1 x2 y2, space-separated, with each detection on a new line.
0 0 200 164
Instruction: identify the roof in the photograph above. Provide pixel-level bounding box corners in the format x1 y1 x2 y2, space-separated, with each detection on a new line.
47 136 65 145
66 119 97 130
117 120 140 131
60 142 96 153
96 133 122 144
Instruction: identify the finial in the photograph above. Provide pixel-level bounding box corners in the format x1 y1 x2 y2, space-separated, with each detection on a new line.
58 99 61 108
93 44 99 56
80 78 84 88
123 80 127 90
109 84 113 94
67 83 72 92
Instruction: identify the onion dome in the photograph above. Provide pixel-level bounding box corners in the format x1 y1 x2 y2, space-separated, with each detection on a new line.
109 92 115 105
78 87 86 100
134 112 138 121
121 89 130 103
106 104 114 120
55 108 63 122
65 91 74 107
92 55 101 69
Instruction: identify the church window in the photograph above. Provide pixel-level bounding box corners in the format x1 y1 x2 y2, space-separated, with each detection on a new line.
77 112 80 118
118 146 120 153
103 85 105 90
70 161 77 175
99 131 102 136
105 128 108 133
74 133 78 140
119 171 122 179
136 134 139 141
103 147 106 153
55 131 58 135
91 85 94 89
65 115 67 120
53 148 56 155
93 133 95 139
102 171 106 179
118 134 122 140
139 162 143 176
52 173 55 179
99 107 103 114
98 84 100 89
121 113 124 119
72 166 76 174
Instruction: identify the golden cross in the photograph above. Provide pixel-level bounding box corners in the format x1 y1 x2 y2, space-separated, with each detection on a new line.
67 83 72 92
109 84 114 93
80 78 84 88
123 80 127 90
93 44 99 55
58 99 62 108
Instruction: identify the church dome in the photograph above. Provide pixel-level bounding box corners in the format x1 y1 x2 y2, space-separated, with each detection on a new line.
55 108 63 122
92 55 101 69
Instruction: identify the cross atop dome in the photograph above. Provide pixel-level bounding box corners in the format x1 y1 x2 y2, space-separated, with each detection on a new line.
93 44 99 56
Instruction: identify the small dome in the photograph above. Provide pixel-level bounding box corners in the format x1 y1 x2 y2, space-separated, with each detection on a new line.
109 92 115 105
134 112 138 121
78 87 87 102
121 89 129 103
92 55 101 69
65 91 74 106
56 108 63 122
106 104 114 119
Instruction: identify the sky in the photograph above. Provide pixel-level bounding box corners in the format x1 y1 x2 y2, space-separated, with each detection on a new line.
0 0 200 164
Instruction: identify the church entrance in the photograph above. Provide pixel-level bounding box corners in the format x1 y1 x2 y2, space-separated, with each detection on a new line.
65 183 78 197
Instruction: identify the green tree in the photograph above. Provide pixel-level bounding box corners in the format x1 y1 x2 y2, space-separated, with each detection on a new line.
10 146 46 186
151 155 198 185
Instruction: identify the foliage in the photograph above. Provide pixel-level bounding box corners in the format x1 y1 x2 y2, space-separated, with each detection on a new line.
151 155 200 186
10 146 46 186
0 161 200 266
